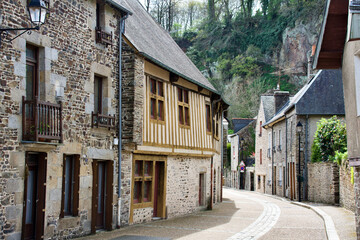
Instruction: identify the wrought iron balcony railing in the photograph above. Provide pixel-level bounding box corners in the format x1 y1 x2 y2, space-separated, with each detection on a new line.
95 27 112 46
22 96 62 142
91 112 115 129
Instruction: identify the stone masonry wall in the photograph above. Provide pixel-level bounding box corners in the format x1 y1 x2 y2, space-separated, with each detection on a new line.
0 0 126 239
340 167 355 212
308 162 339 204
166 155 221 218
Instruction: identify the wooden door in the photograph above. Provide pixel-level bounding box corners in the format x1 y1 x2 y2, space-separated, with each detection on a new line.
153 161 165 218
92 160 113 233
199 173 205 206
273 166 277 195
289 162 295 200
22 152 47 240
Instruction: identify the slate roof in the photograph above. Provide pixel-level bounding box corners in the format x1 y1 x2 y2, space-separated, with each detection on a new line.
263 69 345 127
118 0 218 93
261 95 275 122
232 118 255 133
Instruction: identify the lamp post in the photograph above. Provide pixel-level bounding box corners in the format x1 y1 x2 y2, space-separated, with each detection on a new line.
0 0 49 47
296 121 303 202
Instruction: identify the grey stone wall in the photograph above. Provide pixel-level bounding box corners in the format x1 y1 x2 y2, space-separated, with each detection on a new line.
308 162 339 205
340 167 355 212
0 0 126 239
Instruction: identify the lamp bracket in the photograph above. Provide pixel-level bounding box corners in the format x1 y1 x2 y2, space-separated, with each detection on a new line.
0 26 40 47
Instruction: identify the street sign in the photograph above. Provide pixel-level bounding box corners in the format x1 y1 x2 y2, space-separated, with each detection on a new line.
239 161 245 172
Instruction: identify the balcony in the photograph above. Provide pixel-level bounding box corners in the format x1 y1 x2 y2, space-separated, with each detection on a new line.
91 112 115 129
95 27 112 46
22 97 62 143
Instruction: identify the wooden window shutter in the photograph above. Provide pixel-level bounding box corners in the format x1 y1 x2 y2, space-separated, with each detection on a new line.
60 155 66 218
73 155 80 216
105 161 114 231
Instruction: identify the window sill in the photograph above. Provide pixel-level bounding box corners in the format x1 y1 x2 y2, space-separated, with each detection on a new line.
179 124 191 129
150 119 166 125
132 202 153 209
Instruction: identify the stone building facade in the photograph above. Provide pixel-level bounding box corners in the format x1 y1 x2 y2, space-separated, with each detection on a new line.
0 0 227 239
0 0 130 239
255 96 275 195
260 70 345 201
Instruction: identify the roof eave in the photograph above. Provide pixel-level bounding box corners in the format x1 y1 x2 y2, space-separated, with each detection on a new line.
313 0 349 69
105 0 133 15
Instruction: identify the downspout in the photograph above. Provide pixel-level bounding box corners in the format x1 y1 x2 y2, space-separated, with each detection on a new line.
221 108 228 202
285 116 288 197
271 126 274 195
117 13 128 228
304 115 309 201
209 98 221 209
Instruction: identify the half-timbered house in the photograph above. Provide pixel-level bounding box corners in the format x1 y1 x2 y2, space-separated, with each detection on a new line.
120 0 228 224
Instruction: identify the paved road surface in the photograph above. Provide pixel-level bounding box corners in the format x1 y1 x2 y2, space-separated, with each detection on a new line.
79 188 327 240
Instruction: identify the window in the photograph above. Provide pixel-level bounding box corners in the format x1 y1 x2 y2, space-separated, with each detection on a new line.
268 132 271 158
278 129 282 151
26 45 38 100
273 131 276 152
214 113 220 139
260 149 262 165
95 1 112 46
149 78 165 122
355 56 360 116
133 161 153 204
61 155 80 218
178 88 190 126
206 104 211 133
94 76 103 114
259 121 262 136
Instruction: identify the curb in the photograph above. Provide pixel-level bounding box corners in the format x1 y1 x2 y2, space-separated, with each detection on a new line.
251 191 340 240
291 202 339 240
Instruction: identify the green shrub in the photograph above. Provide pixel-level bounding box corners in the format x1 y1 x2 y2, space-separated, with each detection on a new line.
311 116 347 162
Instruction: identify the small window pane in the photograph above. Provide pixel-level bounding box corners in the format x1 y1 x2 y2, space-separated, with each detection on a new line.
134 181 142 203
143 181 152 202
158 100 164 120
157 81 164 96
135 161 142 177
178 88 183 102
150 98 156 119
184 90 189 104
206 105 211 132
150 79 156 94
185 107 189 126
26 46 36 61
94 76 103 114
179 106 184 124
144 161 152 176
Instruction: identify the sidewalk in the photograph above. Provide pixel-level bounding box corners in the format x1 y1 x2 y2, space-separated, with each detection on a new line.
263 192 356 240
303 202 356 240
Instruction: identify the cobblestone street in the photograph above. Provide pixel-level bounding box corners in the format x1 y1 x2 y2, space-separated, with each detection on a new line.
77 188 356 240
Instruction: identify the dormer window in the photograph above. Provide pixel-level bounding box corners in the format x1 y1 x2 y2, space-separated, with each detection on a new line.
95 1 112 46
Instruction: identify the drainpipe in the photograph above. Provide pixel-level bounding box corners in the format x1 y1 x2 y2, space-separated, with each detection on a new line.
285 116 288 197
303 115 309 201
117 13 128 228
220 108 228 202
271 126 274 195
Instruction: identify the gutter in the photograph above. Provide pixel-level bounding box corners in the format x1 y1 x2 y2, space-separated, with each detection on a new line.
105 0 133 15
117 12 129 228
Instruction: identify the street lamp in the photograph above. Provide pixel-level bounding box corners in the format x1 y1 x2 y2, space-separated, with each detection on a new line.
296 121 303 202
0 0 49 47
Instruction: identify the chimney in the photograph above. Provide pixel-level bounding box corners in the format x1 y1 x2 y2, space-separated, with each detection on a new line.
274 91 290 113
308 45 316 80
